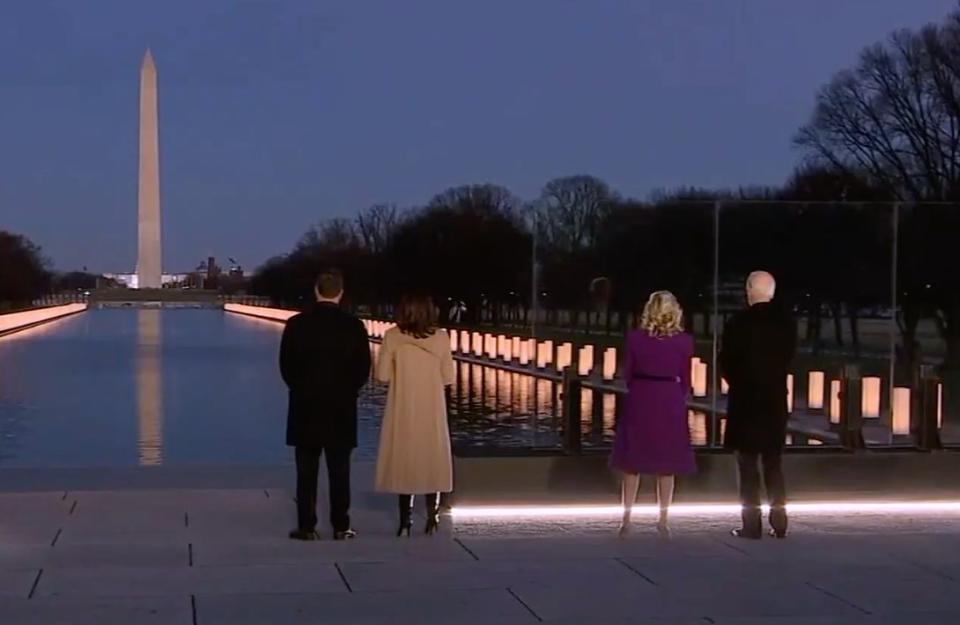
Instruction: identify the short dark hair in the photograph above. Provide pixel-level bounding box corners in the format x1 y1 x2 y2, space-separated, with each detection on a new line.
315 268 344 299
396 294 438 339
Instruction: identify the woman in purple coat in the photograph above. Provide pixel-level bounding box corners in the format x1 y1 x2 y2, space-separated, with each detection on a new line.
611 291 696 536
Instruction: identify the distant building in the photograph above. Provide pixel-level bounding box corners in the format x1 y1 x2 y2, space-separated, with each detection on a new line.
102 273 189 289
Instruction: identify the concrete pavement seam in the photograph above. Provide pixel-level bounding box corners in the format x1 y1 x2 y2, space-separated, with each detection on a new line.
806 581 872 615
506 587 543 622
614 557 659 586
454 538 480 561
334 563 353 593
710 535 752 557
28 569 43 599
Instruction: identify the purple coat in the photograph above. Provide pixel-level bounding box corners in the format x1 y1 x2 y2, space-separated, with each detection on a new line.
610 330 697 475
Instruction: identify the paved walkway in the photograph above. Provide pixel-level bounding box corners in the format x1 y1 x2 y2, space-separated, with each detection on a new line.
2 481 960 625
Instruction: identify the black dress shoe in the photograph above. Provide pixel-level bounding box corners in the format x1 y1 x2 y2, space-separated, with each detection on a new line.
289 529 321 541
731 528 762 540
333 529 357 541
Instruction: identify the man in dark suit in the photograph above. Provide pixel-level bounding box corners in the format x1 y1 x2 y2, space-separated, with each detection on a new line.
279 269 371 541
719 271 797 539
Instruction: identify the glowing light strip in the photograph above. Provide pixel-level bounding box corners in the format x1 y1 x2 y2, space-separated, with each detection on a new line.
450 501 960 519
223 303 296 322
0 303 87 334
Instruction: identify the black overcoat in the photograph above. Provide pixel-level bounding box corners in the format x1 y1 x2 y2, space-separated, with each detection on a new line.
719 302 797 453
279 303 371 449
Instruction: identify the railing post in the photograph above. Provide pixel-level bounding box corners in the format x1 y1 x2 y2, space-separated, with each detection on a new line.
562 367 582 454
839 364 865 450
591 381 605 438
917 365 942 451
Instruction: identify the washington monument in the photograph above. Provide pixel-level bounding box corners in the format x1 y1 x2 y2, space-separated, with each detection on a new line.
137 50 162 289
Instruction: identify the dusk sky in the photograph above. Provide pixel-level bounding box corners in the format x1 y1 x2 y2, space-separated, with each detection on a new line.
1 0 956 273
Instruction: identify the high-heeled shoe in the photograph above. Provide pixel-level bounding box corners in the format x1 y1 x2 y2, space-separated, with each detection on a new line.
397 494 413 538
617 521 631 539
424 492 441 535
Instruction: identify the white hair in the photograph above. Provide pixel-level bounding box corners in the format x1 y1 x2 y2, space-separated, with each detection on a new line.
747 271 776 303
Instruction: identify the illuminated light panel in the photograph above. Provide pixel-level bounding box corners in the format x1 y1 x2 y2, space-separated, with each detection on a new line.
484 334 497 359
537 340 553 369
692 360 707 398
787 373 795 413
862 377 882 418
602 348 617 380
807 371 822 410
0 303 87 334
689 357 701 392
829 380 841 424
938 383 944 429
578 345 594 376
892 387 911 435
450 501 960 519
449 329 459 351
518 340 531 366
224 303 295 322
556 342 573 372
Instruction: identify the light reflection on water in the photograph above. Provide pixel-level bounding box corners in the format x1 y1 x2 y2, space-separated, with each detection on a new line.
136 309 163 466
0 309 718 468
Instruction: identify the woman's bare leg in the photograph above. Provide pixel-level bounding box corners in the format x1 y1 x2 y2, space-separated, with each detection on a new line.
656 475 675 535
619 473 641 536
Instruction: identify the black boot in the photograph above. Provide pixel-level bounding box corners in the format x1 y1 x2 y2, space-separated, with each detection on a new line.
424 493 441 535
397 495 413 537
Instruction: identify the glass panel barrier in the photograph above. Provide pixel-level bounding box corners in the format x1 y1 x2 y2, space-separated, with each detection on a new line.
897 203 960 447
718 201 895 448
574 200 719 449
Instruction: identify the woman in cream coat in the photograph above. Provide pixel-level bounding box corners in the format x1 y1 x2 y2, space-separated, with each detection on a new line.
375 294 455 536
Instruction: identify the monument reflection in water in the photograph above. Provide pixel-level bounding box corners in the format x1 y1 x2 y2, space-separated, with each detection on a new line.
136 309 163 465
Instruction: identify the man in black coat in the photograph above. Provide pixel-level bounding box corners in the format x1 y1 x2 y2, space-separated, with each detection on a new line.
719 271 797 539
279 269 371 541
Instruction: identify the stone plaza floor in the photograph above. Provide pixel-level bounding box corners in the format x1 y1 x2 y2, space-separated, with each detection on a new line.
2 468 959 624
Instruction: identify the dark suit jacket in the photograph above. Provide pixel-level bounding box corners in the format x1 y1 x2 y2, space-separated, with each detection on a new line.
719 301 797 454
279 302 371 449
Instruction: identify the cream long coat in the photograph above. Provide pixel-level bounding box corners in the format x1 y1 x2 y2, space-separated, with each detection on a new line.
375 327 455 494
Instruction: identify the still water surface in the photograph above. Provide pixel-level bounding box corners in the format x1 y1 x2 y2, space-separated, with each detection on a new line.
0 310 390 467
0 309 592 467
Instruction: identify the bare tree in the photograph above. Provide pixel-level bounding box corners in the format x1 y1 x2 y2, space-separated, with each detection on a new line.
427 184 520 216
537 175 618 255
296 218 358 253
795 11 960 200
355 203 399 254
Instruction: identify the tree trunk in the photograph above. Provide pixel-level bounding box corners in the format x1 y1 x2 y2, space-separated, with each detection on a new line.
848 308 860 355
896 304 921 375
807 306 823 354
831 302 844 348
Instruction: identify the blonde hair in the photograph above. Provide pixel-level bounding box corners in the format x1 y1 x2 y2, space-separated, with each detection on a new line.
639 291 684 337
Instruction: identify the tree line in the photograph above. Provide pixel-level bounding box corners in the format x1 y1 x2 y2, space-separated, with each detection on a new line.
250 6 960 377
